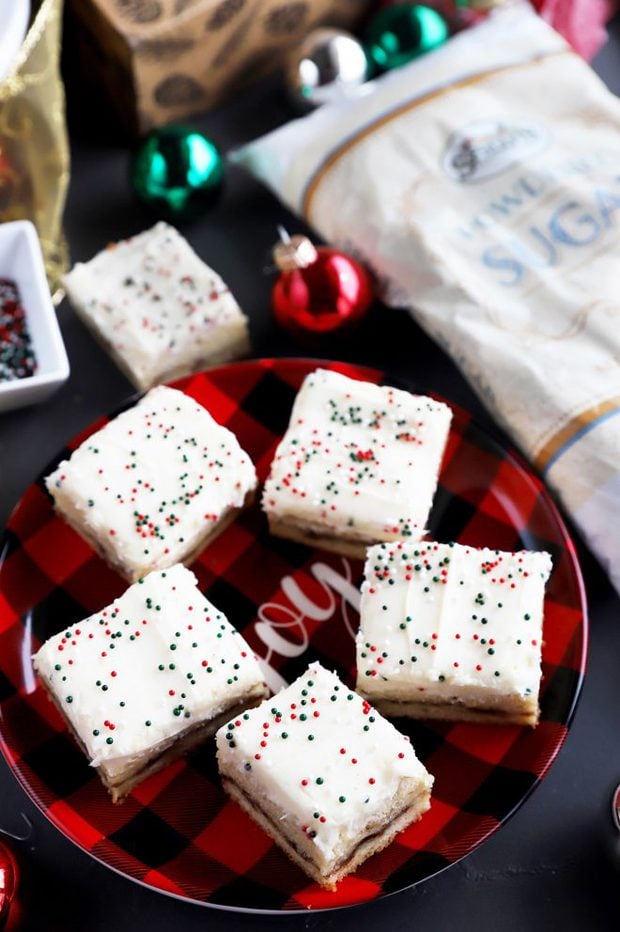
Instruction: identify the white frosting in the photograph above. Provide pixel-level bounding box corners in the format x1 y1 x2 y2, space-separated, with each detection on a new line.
262 368 452 542
357 541 552 702
45 385 257 579
33 564 266 768
63 222 249 389
216 662 432 859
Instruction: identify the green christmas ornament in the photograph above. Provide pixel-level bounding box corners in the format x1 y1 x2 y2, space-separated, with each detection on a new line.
131 125 224 220
366 4 449 73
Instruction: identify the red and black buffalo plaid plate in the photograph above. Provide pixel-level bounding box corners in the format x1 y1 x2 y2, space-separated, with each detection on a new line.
0 358 587 912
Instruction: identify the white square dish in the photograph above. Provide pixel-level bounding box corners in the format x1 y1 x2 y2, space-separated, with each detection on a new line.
0 220 70 413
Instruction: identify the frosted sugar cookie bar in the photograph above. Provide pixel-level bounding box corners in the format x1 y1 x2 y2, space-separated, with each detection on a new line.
216 662 433 889
45 385 257 581
262 368 452 558
356 541 552 726
33 565 268 802
63 222 250 390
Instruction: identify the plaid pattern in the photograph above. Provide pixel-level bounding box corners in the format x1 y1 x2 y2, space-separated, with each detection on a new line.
0 359 587 912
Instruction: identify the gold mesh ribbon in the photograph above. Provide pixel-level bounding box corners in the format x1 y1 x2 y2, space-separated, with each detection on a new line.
0 0 69 292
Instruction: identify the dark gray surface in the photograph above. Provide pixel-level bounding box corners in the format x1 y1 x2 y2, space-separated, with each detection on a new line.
1 14 620 932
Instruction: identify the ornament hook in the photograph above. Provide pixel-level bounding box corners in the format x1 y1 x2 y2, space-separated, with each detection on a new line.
0 813 33 843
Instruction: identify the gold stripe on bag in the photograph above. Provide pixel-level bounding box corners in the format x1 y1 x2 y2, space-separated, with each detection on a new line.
534 397 620 472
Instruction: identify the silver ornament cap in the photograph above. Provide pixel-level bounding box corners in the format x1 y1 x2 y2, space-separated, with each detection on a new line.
273 228 319 271
285 28 370 111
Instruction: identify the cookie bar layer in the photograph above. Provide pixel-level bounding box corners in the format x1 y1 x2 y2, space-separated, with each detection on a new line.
216 662 433 889
356 541 553 725
262 368 452 555
63 222 250 390
45 385 257 581
33 565 268 802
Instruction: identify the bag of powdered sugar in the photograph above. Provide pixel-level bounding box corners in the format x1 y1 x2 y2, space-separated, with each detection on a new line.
234 1 620 594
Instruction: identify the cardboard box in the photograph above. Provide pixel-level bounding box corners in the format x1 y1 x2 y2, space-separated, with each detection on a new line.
69 0 373 134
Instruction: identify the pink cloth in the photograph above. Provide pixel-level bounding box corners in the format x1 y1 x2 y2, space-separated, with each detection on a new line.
376 1 616 61
532 0 614 59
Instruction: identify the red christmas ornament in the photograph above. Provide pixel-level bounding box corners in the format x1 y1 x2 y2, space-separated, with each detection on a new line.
271 232 374 341
0 839 19 928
